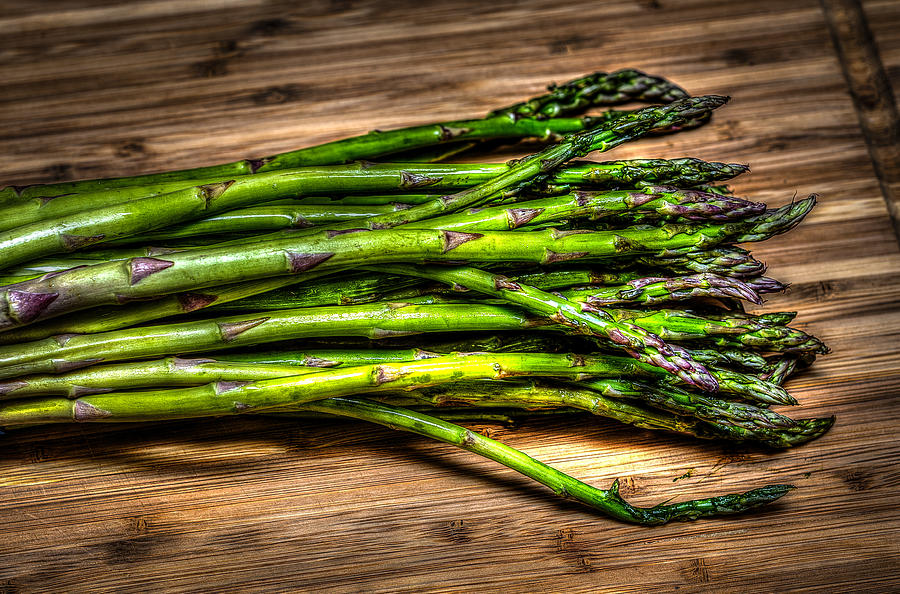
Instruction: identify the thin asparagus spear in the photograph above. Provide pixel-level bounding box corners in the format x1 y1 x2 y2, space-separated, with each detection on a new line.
288 397 799 524
364 379 729 439
0 69 689 201
369 379 815 446
578 379 831 448
0 194 811 333
264 407 555 424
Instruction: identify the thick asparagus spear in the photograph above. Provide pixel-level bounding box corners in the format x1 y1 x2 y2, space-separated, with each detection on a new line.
0 194 811 333
0 158 751 234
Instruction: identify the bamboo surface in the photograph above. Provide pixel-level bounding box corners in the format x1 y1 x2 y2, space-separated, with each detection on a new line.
0 0 899 591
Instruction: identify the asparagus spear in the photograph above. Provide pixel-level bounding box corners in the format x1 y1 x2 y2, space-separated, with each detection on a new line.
577 379 831 448
102 203 404 244
98 185 767 247
371 263 715 390
361 379 744 440
0 304 791 405
0 158 751 235
0 194 811 333
0 245 766 344
0 69 689 201
607 308 829 353
295 398 799 524
0 96 727 266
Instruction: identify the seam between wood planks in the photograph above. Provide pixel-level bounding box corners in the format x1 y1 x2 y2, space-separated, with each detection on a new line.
821 0 900 249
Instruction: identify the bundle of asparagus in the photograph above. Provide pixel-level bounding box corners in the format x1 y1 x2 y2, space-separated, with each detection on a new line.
0 69 831 525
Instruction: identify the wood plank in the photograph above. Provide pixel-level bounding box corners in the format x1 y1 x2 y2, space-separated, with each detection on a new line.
0 0 899 591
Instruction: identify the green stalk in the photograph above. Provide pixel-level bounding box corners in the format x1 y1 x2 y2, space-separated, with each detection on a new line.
373 263 716 390
251 397 799 524
364 379 726 439
369 379 816 446
0 96 727 267
102 185 767 248
0 158 751 235
0 194 811 333
0 69 689 201
0 347 785 405
264 406 562 425
607 308 829 354
102 203 403 244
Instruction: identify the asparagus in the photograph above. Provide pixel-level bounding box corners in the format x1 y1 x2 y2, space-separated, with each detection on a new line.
0 96 728 266
0 158 751 236
0 69 689 201
102 203 404 244
265 406 556 425
606 308 829 354
363 379 735 440
579 379 831 448
98 185 767 248
214 272 760 313
558 274 761 307
371 263 715 389
277 397 798 525
0 242 766 297
0 194 812 333
372 378 816 446
0 348 803 441
0 301 792 406
0 351 716 424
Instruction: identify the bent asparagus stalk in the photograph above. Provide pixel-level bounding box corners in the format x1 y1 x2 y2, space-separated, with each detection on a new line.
276 397 799 524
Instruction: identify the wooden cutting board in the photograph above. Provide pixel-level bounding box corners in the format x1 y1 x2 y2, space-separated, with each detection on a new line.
0 0 898 591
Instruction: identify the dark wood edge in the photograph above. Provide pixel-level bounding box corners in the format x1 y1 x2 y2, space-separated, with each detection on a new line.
821 0 900 247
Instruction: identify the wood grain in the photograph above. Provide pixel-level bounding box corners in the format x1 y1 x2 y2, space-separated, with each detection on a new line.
1 0 899 591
